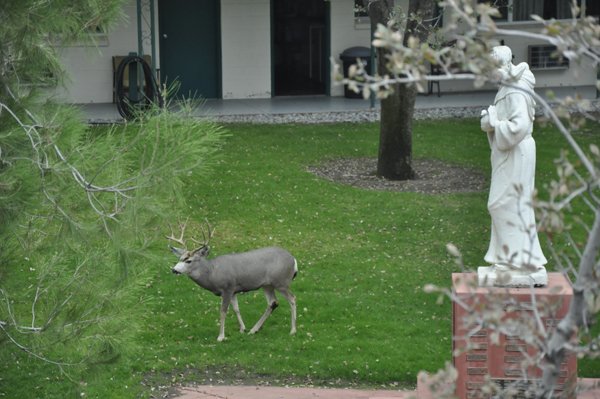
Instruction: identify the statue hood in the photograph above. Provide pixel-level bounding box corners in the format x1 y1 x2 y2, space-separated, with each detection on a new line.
511 62 535 89
494 62 536 119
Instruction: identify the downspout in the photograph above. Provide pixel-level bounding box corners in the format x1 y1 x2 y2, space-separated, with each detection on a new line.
150 0 157 77
135 0 157 77
136 0 144 57
370 18 375 109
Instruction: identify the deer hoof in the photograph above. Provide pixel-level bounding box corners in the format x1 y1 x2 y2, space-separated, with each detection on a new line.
248 328 258 335
217 335 226 342
290 328 297 335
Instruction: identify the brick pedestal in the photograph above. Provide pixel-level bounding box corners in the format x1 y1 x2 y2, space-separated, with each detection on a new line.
452 273 577 399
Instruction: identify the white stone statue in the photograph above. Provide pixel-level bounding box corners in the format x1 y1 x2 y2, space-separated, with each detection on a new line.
478 46 548 287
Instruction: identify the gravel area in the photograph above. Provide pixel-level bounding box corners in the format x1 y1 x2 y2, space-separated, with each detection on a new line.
206 100 600 124
89 106 481 125
212 106 484 124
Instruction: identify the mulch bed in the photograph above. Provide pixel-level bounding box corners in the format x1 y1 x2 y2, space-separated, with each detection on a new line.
307 158 487 194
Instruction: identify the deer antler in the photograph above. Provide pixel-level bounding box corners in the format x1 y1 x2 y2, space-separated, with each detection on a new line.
166 217 190 248
190 219 214 248
167 218 214 251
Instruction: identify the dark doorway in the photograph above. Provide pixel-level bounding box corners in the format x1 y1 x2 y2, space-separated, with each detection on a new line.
272 0 327 96
158 0 221 99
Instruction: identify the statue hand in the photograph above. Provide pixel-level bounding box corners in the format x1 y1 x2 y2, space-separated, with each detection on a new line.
487 105 498 127
480 109 492 132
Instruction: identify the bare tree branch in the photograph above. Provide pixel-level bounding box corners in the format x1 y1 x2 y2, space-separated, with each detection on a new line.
541 210 600 395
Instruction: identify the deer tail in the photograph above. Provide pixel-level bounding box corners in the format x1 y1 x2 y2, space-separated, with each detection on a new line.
292 258 298 280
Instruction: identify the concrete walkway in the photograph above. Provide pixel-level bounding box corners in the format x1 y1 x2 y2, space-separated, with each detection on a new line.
174 385 412 399
81 93 485 124
80 86 596 124
172 378 600 399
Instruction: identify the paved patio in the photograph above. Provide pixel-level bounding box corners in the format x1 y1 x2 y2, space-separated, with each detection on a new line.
82 93 478 124
80 86 597 124
173 377 600 399
174 385 412 399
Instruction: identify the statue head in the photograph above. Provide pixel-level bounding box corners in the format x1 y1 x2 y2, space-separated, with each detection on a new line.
492 45 519 82
492 46 513 69
490 45 535 87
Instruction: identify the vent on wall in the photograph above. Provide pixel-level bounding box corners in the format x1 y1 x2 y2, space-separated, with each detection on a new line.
528 45 569 70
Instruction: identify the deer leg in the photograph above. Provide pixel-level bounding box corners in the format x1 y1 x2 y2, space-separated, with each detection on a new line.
217 293 232 342
249 287 277 335
230 295 246 333
277 287 297 335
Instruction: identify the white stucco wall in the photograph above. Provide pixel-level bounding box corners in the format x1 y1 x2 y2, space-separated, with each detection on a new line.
51 0 596 103
329 0 417 97
437 12 597 94
329 1 595 97
499 25 596 90
221 0 271 99
53 2 143 104
439 35 597 94
329 0 371 96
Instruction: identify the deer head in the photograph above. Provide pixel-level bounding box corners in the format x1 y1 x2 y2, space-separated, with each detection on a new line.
166 219 214 274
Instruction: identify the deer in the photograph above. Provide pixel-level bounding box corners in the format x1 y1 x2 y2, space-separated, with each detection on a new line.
167 220 297 342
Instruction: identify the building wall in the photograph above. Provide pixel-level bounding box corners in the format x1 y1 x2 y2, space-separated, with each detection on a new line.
437 15 597 94
51 0 596 103
329 0 373 97
53 2 141 104
439 34 597 93
499 26 596 90
221 0 271 99
329 1 595 96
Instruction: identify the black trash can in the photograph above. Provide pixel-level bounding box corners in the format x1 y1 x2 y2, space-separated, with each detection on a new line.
339 46 372 98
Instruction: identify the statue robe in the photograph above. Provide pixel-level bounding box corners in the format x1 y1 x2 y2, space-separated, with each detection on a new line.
483 65 548 269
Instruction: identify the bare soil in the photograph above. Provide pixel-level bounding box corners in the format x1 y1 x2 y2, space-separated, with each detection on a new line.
307 158 486 194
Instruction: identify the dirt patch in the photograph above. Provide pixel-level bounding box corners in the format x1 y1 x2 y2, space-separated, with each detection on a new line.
307 158 486 194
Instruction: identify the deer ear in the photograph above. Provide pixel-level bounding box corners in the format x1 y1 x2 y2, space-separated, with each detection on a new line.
194 246 210 256
170 246 185 257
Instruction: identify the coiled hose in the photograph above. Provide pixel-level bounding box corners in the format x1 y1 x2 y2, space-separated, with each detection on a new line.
115 55 164 119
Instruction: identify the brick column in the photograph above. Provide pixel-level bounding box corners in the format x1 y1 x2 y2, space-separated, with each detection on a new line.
452 273 577 399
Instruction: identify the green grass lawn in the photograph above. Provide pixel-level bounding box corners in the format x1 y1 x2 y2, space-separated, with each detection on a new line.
1 119 598 398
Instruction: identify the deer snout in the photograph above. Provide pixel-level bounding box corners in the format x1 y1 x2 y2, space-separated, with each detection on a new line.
172 262 187 275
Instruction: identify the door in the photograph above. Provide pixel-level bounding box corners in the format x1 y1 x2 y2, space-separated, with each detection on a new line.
272 0 328 96
158 0 221 99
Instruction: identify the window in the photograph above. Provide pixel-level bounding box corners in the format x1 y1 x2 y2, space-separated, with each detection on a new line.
87 24 109 45
585 0 600 19
354 0 369 25
528 45 570 69
52 24 108 47
513 0 574 20
477 0 595 22
354 0 368 18
478 0 509 21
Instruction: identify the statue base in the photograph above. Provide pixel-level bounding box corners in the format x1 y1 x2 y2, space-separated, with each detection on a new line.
453 272 576 399
477 265 548 287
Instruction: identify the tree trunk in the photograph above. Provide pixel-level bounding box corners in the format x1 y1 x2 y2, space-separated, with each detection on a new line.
378 84 417 180
368 0 435 180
